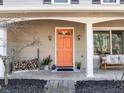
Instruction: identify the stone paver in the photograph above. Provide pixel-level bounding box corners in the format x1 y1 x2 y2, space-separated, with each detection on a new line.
44 80 75 93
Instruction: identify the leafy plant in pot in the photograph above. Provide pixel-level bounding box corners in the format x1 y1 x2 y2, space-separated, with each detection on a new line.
76 62 81 69
41 55 52 70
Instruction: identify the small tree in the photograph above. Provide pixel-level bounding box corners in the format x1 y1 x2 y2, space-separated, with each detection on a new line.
0 18 26 86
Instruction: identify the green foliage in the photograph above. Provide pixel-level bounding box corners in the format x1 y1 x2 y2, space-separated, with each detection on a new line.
41 55 52 65
76 62 81 67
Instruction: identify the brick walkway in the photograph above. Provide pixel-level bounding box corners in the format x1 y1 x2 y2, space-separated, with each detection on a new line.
44 80 75 93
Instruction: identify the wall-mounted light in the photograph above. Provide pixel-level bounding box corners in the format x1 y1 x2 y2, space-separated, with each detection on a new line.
48 35 52 41
77 35 81 40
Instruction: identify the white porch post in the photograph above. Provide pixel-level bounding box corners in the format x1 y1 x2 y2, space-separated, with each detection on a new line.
0 26 7 56
86 23 94 78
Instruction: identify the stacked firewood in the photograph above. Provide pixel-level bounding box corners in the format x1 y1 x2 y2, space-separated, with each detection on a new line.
13 58 39 71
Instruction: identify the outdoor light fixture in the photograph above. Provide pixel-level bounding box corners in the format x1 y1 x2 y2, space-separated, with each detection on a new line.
48 35 52 41
77 35 81 40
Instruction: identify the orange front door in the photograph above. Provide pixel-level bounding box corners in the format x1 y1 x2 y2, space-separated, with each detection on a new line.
56 28 73 67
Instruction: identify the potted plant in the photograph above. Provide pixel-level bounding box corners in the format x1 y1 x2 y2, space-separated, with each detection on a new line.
76 62 81 69
41 55 52 70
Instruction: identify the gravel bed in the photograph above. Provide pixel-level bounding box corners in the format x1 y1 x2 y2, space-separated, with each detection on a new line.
75 80 124 93
0 79 47 93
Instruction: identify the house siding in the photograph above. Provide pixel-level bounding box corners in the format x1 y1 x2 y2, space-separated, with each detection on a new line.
2 0 90 7
1 0 124 9
7 20 87 69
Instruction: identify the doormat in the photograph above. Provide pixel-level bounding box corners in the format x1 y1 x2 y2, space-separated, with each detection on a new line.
57 68 73 71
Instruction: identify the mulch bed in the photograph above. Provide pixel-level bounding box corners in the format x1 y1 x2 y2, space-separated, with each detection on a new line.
75 80 124 93
0 79 47 93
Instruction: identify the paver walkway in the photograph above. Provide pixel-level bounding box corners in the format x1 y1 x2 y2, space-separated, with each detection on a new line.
44 80 75 93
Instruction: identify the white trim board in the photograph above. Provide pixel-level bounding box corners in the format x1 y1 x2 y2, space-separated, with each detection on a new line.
93 27 124 31
55 27 75 69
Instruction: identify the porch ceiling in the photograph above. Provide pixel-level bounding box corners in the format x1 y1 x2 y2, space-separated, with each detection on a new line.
0 12 124 25
1 12 124 27
93 19 124 26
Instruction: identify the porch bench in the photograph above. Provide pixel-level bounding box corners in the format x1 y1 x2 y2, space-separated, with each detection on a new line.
101 55 124 70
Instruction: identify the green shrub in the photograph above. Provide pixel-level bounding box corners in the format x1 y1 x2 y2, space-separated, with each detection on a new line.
76 62 81 67
41 55 52 65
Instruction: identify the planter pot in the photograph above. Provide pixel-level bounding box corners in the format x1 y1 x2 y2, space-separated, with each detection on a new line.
77 67 80 70
44 65 49 70
51 65 56 70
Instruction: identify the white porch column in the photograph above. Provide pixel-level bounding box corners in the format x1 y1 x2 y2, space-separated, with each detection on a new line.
0 26 7 56
86 23 94 78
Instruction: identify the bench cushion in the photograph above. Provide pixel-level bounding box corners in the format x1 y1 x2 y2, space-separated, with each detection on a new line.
106 55 124 64
111 55 120 64
119 55 124 64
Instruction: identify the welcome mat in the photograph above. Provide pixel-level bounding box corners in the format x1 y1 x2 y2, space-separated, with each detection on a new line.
57 68 73 71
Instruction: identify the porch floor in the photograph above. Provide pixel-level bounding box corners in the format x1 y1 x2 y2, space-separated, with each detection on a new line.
6 69 123 81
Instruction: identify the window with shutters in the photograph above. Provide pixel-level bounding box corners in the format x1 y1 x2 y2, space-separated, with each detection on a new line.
0 0 3 5
93 0 121 4
44 0 79 4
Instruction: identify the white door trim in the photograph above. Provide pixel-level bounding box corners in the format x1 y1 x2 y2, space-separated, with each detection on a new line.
55 27 75 68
